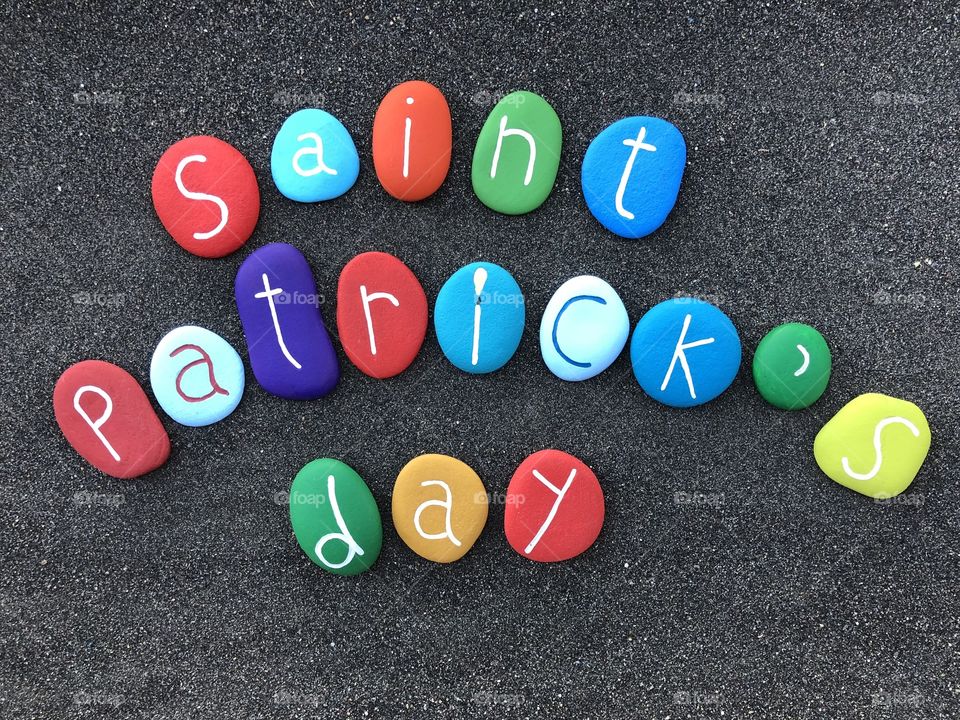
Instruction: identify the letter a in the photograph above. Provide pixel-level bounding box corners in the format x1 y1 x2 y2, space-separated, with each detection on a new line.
315 475 365 569
292 132 339 177
73 385 121 462
413 480 462 547
490 116 536 186
175 154 229 240
169 344 230 403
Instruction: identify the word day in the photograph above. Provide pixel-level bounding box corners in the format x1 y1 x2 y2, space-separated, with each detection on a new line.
53 79 933 575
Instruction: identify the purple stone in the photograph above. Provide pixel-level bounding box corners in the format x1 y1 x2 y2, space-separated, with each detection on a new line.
235 243 339 399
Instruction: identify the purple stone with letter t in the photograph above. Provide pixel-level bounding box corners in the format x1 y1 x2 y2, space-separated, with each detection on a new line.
234 242 339 399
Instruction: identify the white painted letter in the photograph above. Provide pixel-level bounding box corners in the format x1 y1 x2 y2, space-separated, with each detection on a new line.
472 267 488 366
615 127 657 220
175 155 229 240
841 416 921 481
73 386 121 462
360 285 400 356
490 116 536 186
254 273 301 369
413 480 462 546
292 132 339 177
403 96 414 178
525 468 576 554
661 314 715 400
314 475 365 569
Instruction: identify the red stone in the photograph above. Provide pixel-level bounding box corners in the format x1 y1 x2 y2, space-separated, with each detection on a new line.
336 252 428 379
53 360 170 479
372 80 452 201
151 135 260 258
504 449 605 562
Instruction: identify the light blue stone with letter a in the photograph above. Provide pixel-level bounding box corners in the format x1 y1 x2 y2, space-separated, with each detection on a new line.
150 325 245 427
434 262 525 374
581 116 686 239
271 109 360 202
630 298 740 408
539 275 629 381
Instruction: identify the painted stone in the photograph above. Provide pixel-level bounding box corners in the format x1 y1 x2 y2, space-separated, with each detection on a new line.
471 91 562 215
581 116 686 239
434 262 525 374
753 323 831 410
53 360 170 479
336 252 427 379
270 109 360 202
151 135 260 258
504 449 604 562
289 458 382 575
150 325 244 426
814 393 931 499
372 80 452 201
539 275 629 381
630 298 741 408
392 454 488 563
234 242 339 399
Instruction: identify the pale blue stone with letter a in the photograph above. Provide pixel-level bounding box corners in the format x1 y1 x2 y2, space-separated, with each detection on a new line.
434 262 525 374
539 275 629 381
630 298 741 408
581 116 686 239
150 325 245 427
271 109 360 202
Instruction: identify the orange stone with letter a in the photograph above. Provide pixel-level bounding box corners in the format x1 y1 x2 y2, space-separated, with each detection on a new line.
391 454 488 563
372 80 452 201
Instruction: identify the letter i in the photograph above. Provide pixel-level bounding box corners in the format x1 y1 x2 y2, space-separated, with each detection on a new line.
403 96 414 178
472 267 488 366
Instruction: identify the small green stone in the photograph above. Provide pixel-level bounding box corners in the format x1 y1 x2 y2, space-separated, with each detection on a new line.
288 458 382 576
752 323 831 410
814 393 931 499
471 91 562 215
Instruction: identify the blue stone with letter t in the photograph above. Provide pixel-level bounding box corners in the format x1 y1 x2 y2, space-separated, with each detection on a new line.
630 298 740 407
581 116 686 239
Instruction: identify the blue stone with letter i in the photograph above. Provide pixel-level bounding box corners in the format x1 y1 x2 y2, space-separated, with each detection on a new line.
234 242 340 399
433 262 525 374
271 109 360 203
581 116 686 239
630 298 741 408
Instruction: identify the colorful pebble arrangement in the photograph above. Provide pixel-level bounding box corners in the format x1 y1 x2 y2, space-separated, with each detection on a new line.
53 81 933 576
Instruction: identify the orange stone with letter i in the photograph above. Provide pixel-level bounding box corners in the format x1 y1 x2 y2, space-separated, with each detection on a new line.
372 80 452 201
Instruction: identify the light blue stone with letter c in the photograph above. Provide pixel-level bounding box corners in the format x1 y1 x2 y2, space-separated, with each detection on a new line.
539 275 629 381
150 325 245 427
271 109 360 202
581 116 686 239
630 298 741 408
434 262 525 374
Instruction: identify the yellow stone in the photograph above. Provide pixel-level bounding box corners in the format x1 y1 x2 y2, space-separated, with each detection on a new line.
391 454 489 563
814 393 931 499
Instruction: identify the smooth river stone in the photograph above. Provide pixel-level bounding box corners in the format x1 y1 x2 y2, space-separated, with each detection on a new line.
270 109 360 202
336 251 427 379
150 325 244 426
372 80 452 201
53 360 170 479
151 135 260 258
234 243 339 399
471 91 562 215
581 116 686 239
289 458 382 575
391 454 488 563
630 298 741 407
753 323 831 410
504 449 604 562
539 275 629 381
814 393 931 499
434 262 525 374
